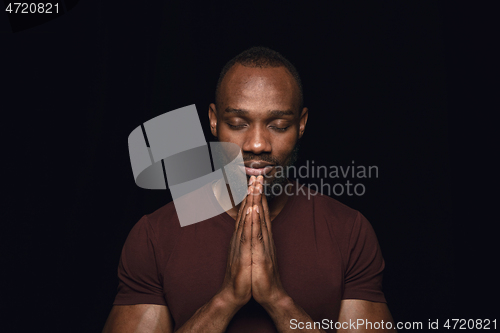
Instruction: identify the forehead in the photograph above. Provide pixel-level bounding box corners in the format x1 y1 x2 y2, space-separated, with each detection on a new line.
219 64 300 112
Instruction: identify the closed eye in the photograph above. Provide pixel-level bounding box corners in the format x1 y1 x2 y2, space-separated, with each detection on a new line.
270 126 290 132
226 123 290 132
227 123 247 130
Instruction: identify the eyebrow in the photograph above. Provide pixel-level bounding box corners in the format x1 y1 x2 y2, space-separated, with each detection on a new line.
225 108 295 117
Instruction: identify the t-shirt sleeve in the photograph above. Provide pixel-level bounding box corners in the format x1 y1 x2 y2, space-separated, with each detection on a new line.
342 211 386 303
113 215 167 305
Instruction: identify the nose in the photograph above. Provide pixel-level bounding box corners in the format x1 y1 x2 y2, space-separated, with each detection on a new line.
241 125 271 155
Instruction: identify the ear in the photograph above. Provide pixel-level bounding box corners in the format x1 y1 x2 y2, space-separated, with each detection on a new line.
298 107 308 139
208 103 218 138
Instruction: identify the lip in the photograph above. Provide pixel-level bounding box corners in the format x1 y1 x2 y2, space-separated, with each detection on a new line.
245 166 274 176
244 161 274 169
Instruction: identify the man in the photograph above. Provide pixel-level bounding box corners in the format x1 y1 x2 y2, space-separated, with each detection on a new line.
102 46 396 332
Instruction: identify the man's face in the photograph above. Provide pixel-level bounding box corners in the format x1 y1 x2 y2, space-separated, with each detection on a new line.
209 63 308 198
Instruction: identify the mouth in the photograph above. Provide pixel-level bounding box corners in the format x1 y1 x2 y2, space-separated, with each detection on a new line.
244 161 275 176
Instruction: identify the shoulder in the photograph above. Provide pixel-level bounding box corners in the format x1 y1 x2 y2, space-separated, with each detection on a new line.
133 200 182 241
122 201 184 267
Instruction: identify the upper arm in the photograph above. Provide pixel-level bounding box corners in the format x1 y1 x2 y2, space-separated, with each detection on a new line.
106 216 173 332
102 304 174 333
337 299 396 332
343 212 386 302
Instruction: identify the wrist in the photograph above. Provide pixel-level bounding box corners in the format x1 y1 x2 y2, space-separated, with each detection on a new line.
260 290 293 314
213 289 246 315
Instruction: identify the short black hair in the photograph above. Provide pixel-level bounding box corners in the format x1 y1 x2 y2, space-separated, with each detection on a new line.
215 46 303 111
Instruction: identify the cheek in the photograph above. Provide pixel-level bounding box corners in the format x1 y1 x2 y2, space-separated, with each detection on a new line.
216 126 240 142
217 133 243 148
273 134 298 159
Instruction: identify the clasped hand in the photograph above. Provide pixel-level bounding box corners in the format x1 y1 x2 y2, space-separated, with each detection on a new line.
219 175 288 309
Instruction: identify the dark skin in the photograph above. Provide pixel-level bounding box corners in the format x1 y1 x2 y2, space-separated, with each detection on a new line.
102 64 396 332
210 63 308 222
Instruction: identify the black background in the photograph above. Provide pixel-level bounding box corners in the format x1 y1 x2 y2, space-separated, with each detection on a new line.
2 1 497 332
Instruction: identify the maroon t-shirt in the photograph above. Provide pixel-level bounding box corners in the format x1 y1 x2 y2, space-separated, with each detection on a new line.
113 181 386 332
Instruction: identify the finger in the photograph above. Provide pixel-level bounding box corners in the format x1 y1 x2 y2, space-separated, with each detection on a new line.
239 180 254 242
261 191 272 236
234 195 247 229
230 195 247 263
234 195 247 233
232 179 253 266
260 193 278 261
252 179 267 246
252 176 263 208
252 205 265 256
235 178 254 242
256 195 269 251
240 189 254 262
251 201 264 256
234 195 246 248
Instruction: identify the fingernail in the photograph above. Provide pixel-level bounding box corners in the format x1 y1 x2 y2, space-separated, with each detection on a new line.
255 205 259 213
249 176 255 185
247 207 251 215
